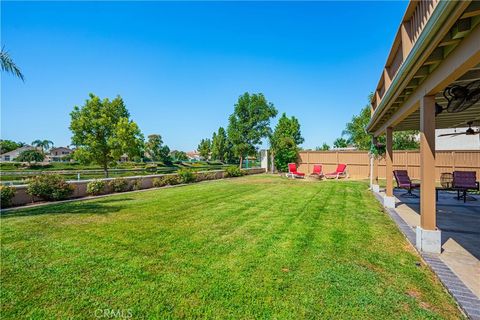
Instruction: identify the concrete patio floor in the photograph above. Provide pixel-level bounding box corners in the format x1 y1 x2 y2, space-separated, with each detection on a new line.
381 188 480 298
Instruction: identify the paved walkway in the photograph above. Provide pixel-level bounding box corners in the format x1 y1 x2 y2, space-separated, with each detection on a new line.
374 188 480 319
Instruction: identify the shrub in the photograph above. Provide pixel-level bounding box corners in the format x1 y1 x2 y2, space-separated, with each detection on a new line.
109 178 130 193
152 177 166 188
1 185 16 207
164 175 180 185
86 179 106 196
27 175 74 201
225 166 244 178
177 168 196 184
132 178 143 190
196 171 218 182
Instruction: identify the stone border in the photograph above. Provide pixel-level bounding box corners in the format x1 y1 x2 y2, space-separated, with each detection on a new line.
373 192 480 320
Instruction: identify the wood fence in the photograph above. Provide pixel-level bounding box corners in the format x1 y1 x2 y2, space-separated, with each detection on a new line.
297 150 480 180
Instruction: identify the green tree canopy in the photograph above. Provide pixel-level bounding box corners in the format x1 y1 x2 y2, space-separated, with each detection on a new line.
145 134 170 163
197 138 211 160
170 150 189 161
227 92 278 167
16 149 44 164
341 94 419 151
270 113 304 172
333 137 348 148
0 140 25 154
69 93 144 177
1 46 24 81
211 127 230 163
316 143 330 151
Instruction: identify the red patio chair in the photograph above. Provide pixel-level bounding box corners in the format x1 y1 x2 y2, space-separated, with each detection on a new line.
324 164 348 179
393 170 420 198
310 164 323 178
287 163 305 179
453 171 479 203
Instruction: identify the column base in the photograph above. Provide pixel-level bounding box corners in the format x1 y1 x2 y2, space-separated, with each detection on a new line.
383 196 395 208
416 226 441 253
372 184 380 193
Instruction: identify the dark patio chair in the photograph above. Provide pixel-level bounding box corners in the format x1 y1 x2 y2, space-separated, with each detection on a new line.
453 171 479 203
393 170 420 198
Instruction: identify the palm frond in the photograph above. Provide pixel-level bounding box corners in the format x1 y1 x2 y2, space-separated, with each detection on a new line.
1 47 24 81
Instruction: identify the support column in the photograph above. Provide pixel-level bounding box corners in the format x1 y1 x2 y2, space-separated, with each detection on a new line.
383 127 395 208
372 137 380 193
416 95 441 253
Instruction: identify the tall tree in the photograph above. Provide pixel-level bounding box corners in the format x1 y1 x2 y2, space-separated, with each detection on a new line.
145 134 170 163
342 94 419 150
0 140 25 154
15 149 45 164
70 94 144 177
211 127 229 162
270 113 304 172
333 137 348 148
316 143 330 151
31 139 54 154
227 93 278 168
0 46 24 81
170 150 189 161
197 138 211 160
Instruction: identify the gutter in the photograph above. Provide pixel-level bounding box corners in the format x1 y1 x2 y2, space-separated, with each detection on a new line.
366 0 459 133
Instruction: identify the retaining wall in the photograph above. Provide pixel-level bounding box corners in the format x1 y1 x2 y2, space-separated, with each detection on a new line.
7 168 265 207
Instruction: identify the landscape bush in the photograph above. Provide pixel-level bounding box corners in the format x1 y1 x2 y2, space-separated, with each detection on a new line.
164 175 181 185
109 178 130 193
225 166 244 178
1 185 16 207
132 178 143 190
177 168 196 184
27 175 74 201
86 179 106 196
152 177 167 188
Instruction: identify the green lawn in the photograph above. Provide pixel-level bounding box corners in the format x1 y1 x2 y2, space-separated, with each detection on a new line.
1 175 462 319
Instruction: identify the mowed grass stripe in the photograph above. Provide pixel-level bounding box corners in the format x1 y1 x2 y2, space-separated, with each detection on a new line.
0 175 463 319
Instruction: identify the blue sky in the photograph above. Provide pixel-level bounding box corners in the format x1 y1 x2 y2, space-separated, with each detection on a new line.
1 1 407 151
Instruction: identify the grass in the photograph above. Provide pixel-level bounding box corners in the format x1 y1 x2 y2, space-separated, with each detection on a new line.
0 175 463 319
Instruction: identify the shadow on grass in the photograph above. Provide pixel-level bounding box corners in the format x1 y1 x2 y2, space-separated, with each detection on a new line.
1 197 135 219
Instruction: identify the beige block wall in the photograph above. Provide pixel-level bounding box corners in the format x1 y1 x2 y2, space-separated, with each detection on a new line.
297 150 480 180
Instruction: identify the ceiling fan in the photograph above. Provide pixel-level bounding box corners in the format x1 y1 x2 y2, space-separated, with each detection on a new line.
438 121 480 137
435 80 480 116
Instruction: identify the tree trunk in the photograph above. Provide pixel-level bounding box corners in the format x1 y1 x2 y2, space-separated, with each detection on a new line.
103 164 109 178
239 156 243 169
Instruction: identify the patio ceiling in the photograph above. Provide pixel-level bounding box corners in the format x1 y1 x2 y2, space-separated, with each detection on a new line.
367 1 480 135
395 65 480 130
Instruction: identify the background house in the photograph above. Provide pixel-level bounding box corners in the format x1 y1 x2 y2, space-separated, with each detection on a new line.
186 151 201 161
0 145 36 162
48 146 74 162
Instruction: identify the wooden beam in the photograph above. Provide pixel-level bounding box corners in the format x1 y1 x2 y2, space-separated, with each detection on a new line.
401 22 413 60
424 47 444 65
462 1 480 19
452 18 472 39
369 1 471 136
413 66 430 78
373 23 480 137
420 96 436 231
385 127 394 197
